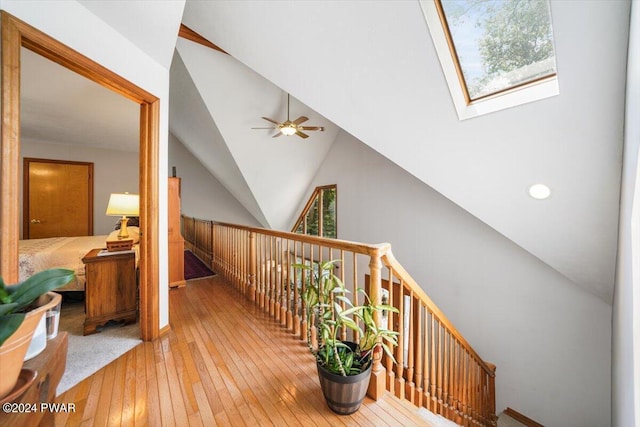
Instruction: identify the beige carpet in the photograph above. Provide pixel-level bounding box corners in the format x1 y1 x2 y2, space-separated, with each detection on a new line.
55 299 141 395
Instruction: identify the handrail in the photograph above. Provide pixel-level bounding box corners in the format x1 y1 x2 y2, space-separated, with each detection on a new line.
212 220 390 257
382 250 494 376
181 215 497 426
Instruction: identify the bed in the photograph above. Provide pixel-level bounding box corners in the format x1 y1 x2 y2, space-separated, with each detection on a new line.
18 226 140 291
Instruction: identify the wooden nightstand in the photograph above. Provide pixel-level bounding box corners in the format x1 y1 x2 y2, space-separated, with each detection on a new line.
81 248 137 335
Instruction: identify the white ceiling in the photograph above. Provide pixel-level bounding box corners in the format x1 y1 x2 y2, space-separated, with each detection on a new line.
18 0 631 304
77 0 184 70
180 0 629 303
172 39 339 229
21 47 139 150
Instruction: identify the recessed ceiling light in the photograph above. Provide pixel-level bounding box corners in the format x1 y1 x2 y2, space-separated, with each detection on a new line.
529 184 551 200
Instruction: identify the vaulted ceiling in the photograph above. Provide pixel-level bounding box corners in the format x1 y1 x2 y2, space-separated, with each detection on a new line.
19 0 631 304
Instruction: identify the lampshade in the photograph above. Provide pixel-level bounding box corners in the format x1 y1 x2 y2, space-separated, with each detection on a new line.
106 193 139 216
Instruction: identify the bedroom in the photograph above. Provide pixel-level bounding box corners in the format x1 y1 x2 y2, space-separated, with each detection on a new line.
17 46 142 385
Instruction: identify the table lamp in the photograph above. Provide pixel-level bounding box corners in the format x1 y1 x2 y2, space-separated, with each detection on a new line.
106 192 139 239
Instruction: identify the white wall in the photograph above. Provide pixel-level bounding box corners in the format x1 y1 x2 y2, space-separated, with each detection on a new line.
168 133 260 227
302 131 612 427
613 2 640 426
1 0 171 328
20 139 139 237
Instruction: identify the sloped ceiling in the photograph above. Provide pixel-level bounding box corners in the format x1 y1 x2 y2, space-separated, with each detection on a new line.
169 52 269 227
172 39 339 230
18 0 630 304
77 0 185 70
180 0 630 303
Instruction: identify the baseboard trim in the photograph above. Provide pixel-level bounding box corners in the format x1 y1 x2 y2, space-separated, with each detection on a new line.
504 407 544 427
159 324 171 337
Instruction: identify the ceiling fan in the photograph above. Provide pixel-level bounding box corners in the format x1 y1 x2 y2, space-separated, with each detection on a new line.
252 94 324 139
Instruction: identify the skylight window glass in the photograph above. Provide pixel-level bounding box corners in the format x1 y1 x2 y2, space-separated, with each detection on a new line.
437 0 557 102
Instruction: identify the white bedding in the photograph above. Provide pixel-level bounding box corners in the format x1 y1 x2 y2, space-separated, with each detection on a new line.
19 235 109 291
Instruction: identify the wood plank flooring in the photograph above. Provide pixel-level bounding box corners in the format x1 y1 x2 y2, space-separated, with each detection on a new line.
54 276 432 426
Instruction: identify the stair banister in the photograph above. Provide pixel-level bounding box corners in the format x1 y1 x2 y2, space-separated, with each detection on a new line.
181 215 497 426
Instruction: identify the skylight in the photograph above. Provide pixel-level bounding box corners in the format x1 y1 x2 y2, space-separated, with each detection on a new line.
421 0 559 119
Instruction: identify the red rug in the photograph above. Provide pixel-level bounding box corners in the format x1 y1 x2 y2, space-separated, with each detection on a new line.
184 250 215 280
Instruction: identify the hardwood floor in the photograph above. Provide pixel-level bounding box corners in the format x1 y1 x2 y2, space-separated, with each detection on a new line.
54 276 432 426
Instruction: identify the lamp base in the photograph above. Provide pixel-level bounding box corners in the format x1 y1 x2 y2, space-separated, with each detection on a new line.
117 217 129 239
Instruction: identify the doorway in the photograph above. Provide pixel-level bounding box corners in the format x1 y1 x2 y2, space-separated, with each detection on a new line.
0 12 160 340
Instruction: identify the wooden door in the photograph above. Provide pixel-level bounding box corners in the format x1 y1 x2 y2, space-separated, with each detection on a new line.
23 158 93 239
168 177 186 288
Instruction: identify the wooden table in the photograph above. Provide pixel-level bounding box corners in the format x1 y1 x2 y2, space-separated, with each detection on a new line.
82 248 137 335
0 333 68 427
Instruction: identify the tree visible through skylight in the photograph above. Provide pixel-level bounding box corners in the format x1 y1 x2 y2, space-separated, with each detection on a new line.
438 0 557 101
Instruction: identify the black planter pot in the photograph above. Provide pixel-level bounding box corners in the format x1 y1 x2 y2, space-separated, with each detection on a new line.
316 344 372 415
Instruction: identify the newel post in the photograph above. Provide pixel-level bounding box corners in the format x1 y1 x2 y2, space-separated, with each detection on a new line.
367 249 385 400
248 231 256 302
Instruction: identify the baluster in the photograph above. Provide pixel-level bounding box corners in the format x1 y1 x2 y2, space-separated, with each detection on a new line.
336 249 348 342
293 241 301 337
351 253 359 343
471 358 477 425
275 238 281 322
448 334 455 421
309 245 317 349
461 350 468 425
422 305 429 408
429 312 437 413
299 243 308 341
443 331 449 417
469 359 476 425
414 300 423 407
285 239 292 329
384 270 396 394
405 290 415 404
455 341 464 423
260 234 266 309
224 227 229 277
395 282 405 400
265 234 270 312
437 321 443 415
259 235 265 309
243 229 248 295
269 236 276 317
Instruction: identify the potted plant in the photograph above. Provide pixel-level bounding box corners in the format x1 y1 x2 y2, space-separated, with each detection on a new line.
297 260 398 415
0 268 74 400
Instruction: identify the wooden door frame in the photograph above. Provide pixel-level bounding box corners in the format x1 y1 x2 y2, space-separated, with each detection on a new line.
23 158 94 238
1 12 160 341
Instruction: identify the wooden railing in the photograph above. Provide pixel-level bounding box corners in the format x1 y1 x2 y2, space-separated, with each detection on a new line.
181 215 497 426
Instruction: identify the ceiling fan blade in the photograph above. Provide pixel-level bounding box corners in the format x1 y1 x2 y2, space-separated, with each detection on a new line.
298 126 325 132
261 116 280 125
295 131 310 139
292 116 309 125
272 132 283 138
252 127 277 129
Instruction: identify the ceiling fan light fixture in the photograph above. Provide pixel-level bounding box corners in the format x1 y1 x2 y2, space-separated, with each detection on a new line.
280 124 297 136
253 93 323 139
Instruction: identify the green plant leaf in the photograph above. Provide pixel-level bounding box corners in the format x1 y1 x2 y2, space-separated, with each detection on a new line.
380 342 397 363
0 278 10 303
0 302 19 316
7 269 74 312
0 313 25 346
